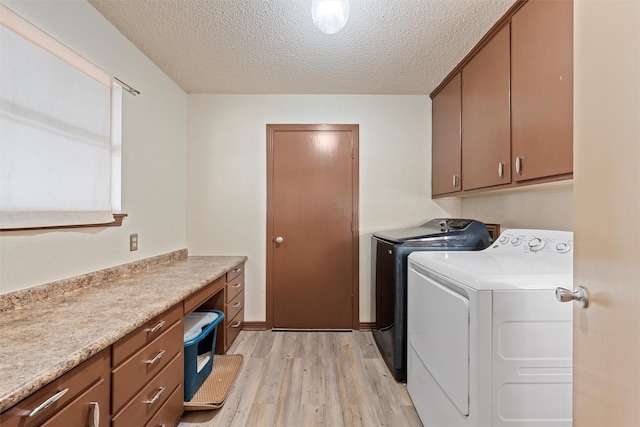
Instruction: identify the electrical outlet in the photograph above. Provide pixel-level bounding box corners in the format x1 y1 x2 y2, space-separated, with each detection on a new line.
129 233 138 251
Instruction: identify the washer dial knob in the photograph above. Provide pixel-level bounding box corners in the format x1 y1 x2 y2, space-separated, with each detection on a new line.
556 242 571 253
498 236 509 244
528 237 546 252
511 237 522 246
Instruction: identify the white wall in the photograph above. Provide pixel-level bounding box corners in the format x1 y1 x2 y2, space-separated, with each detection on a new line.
460 181 573 231
186 95 459 323
0 0 188 294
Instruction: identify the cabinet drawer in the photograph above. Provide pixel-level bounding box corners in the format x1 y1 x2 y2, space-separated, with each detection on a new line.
225 308 244 349
1 349 109 427
113 304 182 366
144 382 184 427
226 273 244 303
226 291 244 322
112 353 183 427
184 276 225 314
41 377 109 427
226 264 243 282
112 318 183 413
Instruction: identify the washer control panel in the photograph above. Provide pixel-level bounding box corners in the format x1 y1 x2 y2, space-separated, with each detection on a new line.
492 229 573 255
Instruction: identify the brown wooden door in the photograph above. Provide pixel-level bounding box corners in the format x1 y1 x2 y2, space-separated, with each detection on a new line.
432 73 462 196
461 24 511 191
511 0 573 182
266 124 359 330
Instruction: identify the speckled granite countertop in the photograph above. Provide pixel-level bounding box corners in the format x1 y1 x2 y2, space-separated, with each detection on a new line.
0 254 247 412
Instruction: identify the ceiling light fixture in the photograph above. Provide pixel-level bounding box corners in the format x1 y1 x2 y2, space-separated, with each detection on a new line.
311 0 350 35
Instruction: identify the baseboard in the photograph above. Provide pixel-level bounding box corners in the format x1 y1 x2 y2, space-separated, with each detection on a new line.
242 321 268 331
242 321 374 331
359 322 375 331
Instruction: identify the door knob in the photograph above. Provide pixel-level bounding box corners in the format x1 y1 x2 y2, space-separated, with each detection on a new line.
555 286 589 308
275 236 284 244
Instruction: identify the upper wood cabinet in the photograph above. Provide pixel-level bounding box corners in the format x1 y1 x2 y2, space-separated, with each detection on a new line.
430 0 573 198
461 24 511 191
511 0 573 182
432 73 462 197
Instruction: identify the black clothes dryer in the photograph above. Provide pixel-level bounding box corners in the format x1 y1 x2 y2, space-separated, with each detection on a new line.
371 218 493 381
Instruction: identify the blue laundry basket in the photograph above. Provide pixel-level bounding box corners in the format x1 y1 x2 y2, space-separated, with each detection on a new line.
183 310 224 401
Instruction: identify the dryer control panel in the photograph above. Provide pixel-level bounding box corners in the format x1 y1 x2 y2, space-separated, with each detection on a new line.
490 229 573 256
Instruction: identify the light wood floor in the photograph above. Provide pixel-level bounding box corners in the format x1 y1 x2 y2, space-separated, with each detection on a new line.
178 330 423 427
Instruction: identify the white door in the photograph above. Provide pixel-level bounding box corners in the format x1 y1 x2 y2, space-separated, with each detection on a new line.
573 1 640 425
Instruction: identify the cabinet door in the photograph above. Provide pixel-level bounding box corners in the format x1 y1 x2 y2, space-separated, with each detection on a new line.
461 25 511 191
432 73 462 196
511 0 573 182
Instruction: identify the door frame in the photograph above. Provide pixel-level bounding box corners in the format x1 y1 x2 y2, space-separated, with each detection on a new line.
266 124 360 330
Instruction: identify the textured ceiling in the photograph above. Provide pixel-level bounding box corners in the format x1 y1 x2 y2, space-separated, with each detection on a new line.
89 0 517 95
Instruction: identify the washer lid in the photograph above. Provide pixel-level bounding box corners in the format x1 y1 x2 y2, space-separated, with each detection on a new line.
373 218 475 243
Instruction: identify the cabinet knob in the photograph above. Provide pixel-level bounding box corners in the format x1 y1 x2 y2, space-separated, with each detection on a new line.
88 402 100 427
515 156 523 175
27 388 69 418
143 387 165 405
146 320 166 335
145 349 166 365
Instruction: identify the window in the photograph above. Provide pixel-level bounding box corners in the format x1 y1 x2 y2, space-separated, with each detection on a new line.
0 4 122 230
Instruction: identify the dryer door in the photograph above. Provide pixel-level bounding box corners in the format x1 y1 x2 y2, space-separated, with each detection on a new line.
408 264 470 416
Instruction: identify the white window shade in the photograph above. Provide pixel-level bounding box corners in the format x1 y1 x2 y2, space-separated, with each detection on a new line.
0 5 117 229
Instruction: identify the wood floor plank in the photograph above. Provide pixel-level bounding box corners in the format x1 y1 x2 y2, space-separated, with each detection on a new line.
354 330 381 359
273 357 304 426
301 403 326 427
178 330 422 427
301 350 325 404
303 330 323 359
244 403 275 427
218 357 267 427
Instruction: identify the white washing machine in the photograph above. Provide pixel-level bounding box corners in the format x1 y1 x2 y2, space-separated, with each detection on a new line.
407 229 573 427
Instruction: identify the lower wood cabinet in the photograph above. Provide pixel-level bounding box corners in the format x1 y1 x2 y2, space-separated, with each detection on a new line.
185 262 246 355
1 262 246 427
111 303 184 427
144 384 185 427
221 266 245 353
0 349 110 427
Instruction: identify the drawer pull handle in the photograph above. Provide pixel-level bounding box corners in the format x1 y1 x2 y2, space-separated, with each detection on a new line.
146 320 166 334
231 321 241 328
143 387 165 405
145 349 166 365
27 388 69 417
232 267 242 273
232 283 242 288
88 401 99 427
232 302 241 308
